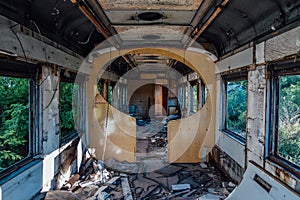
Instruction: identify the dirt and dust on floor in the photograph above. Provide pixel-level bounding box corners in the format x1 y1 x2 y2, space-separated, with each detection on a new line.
35 119 235 200
136 118 168 163
35 156 236 200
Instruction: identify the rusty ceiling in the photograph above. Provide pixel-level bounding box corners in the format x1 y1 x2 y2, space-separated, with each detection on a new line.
0 0 299 74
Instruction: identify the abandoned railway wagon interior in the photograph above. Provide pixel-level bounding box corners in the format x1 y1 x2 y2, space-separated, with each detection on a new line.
0 0 300 199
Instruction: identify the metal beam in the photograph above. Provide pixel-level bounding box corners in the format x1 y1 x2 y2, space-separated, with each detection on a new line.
70 0 137 70
0 16 83 70
187 0 230 48
182 0 214 44
70 0 118 46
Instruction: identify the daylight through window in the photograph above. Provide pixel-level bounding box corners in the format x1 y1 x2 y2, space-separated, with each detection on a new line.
0 76 30 171
224 78 248 140
277 74 300 166
60 82 79 140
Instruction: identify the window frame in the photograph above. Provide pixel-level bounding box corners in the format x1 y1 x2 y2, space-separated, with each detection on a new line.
267 61 300 177
59 70 80 145
222 71 248 144
0 59 38 177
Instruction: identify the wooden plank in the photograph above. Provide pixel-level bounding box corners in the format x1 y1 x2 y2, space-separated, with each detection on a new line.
105 176 120 185
167 49 216 163
88 48 216 164
92 102 136 162
168 98 212 163
121 177 133 200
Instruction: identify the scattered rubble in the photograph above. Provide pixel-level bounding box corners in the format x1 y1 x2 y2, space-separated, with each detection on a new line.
38 119 235 200
136 119 168 158
38 157 235 200
36 154 236 200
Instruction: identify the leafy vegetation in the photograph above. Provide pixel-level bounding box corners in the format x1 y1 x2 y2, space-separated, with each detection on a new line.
0 76 29 171
0 78 79 171
60 82 78 138
278 75 300 166
226 80 248 138
0 73 298 172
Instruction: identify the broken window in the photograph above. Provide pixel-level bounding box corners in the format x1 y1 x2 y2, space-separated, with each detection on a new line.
223 73 248 141
269 64 300 170
0 76 30 171
60 82 79 141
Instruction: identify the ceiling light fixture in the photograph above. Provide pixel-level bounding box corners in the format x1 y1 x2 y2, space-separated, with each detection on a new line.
137 12 163 21
141 34 161 40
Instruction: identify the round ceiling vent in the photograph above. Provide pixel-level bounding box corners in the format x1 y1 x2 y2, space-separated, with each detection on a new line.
141 34 161 40
137 12 163 21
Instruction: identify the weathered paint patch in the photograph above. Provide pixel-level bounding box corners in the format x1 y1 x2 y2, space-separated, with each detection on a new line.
265 26 300 61
265 160 300 193
247 65 266 167
55 138 80 189
210 146 245 183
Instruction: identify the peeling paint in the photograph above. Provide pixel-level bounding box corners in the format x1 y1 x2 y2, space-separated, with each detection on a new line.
247 65 266 167
265 160 300 192
210 146 245 183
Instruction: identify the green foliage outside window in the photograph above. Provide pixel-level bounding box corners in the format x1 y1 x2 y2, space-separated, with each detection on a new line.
60 82 78 138
226 80 248 138
278 75 300 166
108 85 113 104
0 76 29 171
192 85 198 113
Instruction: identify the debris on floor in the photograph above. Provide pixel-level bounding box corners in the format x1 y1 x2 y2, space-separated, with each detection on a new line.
136 119 168 160
126 162 235 200
38 116 236 200
40 157 235 200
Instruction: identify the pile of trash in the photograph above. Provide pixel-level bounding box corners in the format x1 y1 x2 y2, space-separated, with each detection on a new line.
38 156 235 200
147 132 168 153
126 162 236 200
41 157 122 200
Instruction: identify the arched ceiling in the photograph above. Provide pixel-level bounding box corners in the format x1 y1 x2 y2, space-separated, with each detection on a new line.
0 0 299 73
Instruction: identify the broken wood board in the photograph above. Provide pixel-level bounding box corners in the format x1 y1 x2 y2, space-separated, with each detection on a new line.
91 102 136 163
87 48 216 164
168 97 213 163
121 177 133 200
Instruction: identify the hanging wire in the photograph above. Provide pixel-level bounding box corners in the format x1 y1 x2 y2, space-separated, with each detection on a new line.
78 27 95 45
9 24 28 61
31 20 49 64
